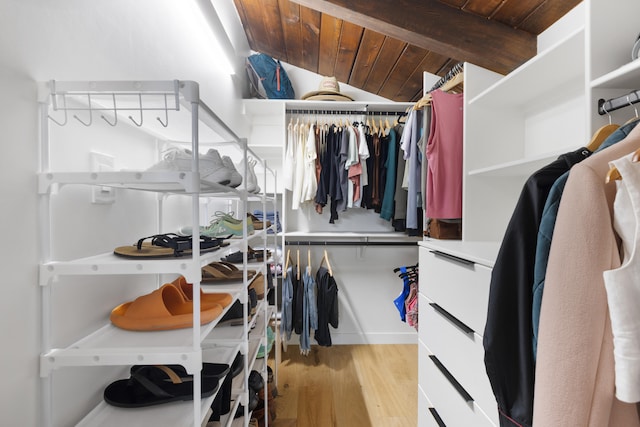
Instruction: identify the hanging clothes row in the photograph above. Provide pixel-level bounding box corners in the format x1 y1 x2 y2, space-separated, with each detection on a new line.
280 248 339 355
484 96 640 427
412 66 464 237
393 264 418 330
283 110 424 235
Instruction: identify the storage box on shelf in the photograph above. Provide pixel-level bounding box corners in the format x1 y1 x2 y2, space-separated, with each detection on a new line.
38 80 273 427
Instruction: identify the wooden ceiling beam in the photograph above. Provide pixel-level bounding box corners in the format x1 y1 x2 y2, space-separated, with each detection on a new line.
290 0 537 75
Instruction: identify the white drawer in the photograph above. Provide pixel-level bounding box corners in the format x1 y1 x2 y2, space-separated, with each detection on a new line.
419 248 491 334
422 294 499 425
418 386 442 427
420 340 496 427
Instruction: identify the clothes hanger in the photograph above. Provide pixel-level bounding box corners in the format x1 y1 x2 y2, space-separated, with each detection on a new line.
602 102 623 182
296 248 300 278
586 123 619 152
440 71 464 93
284 248 292 278
624 92 640 125
320 248 333 276
307 246 311 274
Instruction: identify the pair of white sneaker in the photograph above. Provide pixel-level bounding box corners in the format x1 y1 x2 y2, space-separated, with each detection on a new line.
236 157 260 194
147 147 242 187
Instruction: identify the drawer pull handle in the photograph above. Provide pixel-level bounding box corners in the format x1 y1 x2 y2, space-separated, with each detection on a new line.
430 250 474 266
429 355 474 403
429 302 475 335
429 407 447 427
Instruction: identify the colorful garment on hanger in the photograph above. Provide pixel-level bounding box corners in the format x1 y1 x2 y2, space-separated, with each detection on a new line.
300 267 318 355
425 89 463 219
484 146 592 427
533 122 640 427
603 152 640 404
532 120 639 358
280 266 294 351
315 266 339 347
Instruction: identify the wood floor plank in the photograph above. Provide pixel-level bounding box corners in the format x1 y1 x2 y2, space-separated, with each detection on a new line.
269 344 417 427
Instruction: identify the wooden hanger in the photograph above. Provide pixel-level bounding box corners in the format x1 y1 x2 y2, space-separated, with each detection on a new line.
587 124 619 152
606 166 622 183
440 71 464 93
320 249 333 276
284 248 292 278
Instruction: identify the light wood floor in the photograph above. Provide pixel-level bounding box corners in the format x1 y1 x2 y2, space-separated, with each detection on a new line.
268 344 418 427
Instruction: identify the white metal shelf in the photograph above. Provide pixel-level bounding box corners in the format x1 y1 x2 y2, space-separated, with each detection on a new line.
74 341 241 427
41 290 243 376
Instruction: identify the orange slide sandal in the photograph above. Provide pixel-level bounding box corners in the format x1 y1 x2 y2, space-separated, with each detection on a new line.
110 283 223 331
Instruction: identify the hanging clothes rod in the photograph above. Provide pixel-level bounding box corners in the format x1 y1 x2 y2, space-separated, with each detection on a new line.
285 240 418 247
285 109 406 116
598 90 640 115
429 62 465 93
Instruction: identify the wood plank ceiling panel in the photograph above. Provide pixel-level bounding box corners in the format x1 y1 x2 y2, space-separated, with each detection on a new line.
300 6 321 73
348 29 386 89
240 0 288 59
277 0 303 64
232 0 257 53
233 0 580 102
517 0 583 34
396 51 452 102
439 0 467 8
378 45 428 100
318 14 342 77
459 0 505 17
362 37 407 95
491 0 546 28
333 21 364 84
292 0 536 75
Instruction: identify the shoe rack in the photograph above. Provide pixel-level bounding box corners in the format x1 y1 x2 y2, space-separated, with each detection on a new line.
37 80 277 427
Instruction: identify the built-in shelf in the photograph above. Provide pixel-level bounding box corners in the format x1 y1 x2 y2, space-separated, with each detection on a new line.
469 28 585 109
467 150 567 177
591 58 640 89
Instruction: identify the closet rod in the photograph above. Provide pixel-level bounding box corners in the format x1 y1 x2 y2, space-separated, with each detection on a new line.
285 109 406 116
598 90 640 115
429 62 464 93
285 240 418 247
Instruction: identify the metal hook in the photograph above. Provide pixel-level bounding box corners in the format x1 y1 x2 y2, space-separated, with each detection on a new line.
628 92 639 118
128 94 143 127
602 101 612 125
48 94 68 126
73 94 93 126
100 93 118 127
156 94 169 127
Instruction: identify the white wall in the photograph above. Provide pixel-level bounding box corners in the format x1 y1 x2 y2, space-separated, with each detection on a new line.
0 0 250 425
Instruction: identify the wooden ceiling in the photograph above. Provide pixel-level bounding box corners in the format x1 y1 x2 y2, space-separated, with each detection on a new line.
233 0 581 102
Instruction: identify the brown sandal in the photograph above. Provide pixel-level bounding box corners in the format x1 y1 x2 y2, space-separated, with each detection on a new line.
202 261 256 282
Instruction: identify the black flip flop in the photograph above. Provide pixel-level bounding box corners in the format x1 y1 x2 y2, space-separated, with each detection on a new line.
104 365 219 408
114 233 224 259
130 363 230 381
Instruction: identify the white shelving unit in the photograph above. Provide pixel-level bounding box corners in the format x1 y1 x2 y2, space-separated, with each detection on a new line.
38 80 276 427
